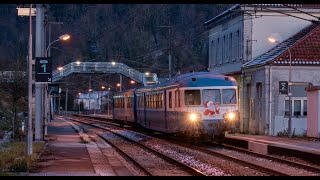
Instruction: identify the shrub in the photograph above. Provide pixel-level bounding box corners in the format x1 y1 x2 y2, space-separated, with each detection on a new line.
0 142 45 173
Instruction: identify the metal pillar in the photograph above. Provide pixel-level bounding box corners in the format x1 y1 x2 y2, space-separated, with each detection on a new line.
44 85 48 136
107 90 110 116
26 4 33 155
120 74 122 92
35 4 45 141
65 87 68 112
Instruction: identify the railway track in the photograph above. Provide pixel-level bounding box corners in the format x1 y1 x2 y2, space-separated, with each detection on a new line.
217 142 320 174
68 116 206 176
158 137 320 176
68 115 320 176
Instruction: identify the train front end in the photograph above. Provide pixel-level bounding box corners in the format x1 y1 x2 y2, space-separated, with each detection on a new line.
178 73 240 141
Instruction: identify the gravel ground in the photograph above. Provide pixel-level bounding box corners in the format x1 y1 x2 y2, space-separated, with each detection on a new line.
271 154 320 169
80 123 195 176
100 128 268 176
209 148 320 176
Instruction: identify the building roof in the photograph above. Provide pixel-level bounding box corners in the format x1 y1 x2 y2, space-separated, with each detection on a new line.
204 4 240 26
244 23 320 68
205 4 320 26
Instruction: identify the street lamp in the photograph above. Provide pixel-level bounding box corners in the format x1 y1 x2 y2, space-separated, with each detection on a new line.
88 88 92 114
99 86 106 113
116 83 121 91
268 36 292 137
46 34 70 57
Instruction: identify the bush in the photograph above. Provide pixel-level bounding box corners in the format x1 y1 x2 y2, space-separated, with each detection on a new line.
0 142 45 173
276 128 289 137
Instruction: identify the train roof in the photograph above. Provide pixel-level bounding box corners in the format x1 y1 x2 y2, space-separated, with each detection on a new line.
135 72 237 93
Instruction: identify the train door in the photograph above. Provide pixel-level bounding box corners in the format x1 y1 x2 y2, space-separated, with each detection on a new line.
166 90 177 132
164 90 168 131
144 93 147 128
174 89 180 127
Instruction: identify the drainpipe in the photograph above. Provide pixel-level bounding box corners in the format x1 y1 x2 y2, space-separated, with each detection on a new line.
269 65 272 136
241 69 245 133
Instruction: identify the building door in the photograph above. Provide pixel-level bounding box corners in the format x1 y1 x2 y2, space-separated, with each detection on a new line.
256 83 263 134
245 83 251 133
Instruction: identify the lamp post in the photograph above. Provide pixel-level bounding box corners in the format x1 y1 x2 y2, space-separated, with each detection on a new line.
268 37 292 137
46 34 70 57
101 86 105 113
89 88 92 114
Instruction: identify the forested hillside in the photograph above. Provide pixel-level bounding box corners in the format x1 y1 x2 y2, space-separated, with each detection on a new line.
0 4 232 77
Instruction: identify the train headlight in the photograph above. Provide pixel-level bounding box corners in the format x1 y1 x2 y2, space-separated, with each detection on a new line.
189 113 200 122
225 112 236 121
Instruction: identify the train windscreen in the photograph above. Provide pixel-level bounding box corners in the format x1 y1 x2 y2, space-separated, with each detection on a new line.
222 89 236 104
202 89 221 104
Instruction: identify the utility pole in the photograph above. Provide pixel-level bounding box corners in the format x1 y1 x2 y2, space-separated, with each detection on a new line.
159 25 172 80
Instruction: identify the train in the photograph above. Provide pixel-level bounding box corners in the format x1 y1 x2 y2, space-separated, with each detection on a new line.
112 71 240 141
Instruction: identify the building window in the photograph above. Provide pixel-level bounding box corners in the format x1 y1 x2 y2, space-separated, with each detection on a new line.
236 30 240 61
218 38 222 65
303 100 307 116
284 85 308 117
211 40 216 66
256 83 262 98
285 98 307 117
223 35 226 64
228 33 232 62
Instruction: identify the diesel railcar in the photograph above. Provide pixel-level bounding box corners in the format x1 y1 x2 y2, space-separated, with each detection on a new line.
112 71 239 141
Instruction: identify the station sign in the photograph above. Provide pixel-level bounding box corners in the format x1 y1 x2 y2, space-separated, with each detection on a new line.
35 57 52 83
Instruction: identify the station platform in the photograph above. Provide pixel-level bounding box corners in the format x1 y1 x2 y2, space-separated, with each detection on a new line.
28 117 137 176
225 133 320 164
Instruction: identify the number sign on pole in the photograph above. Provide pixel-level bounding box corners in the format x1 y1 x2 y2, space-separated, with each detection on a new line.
279 81 288 95
35 57 52 83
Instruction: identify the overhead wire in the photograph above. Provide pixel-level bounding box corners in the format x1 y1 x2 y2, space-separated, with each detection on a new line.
283 4 320 20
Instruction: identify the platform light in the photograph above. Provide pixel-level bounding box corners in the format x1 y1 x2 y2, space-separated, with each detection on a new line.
57 67 63 71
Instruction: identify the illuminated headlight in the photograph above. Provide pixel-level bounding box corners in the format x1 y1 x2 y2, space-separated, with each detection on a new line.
189 113 200 122
225 112 236 121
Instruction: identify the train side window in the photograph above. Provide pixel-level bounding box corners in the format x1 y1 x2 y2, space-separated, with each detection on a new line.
185 90 201 105
169 92 172 108
175 90 180 108
161 93 164 108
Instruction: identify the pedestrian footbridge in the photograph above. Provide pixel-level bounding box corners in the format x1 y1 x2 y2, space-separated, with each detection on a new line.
52 62 159 86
